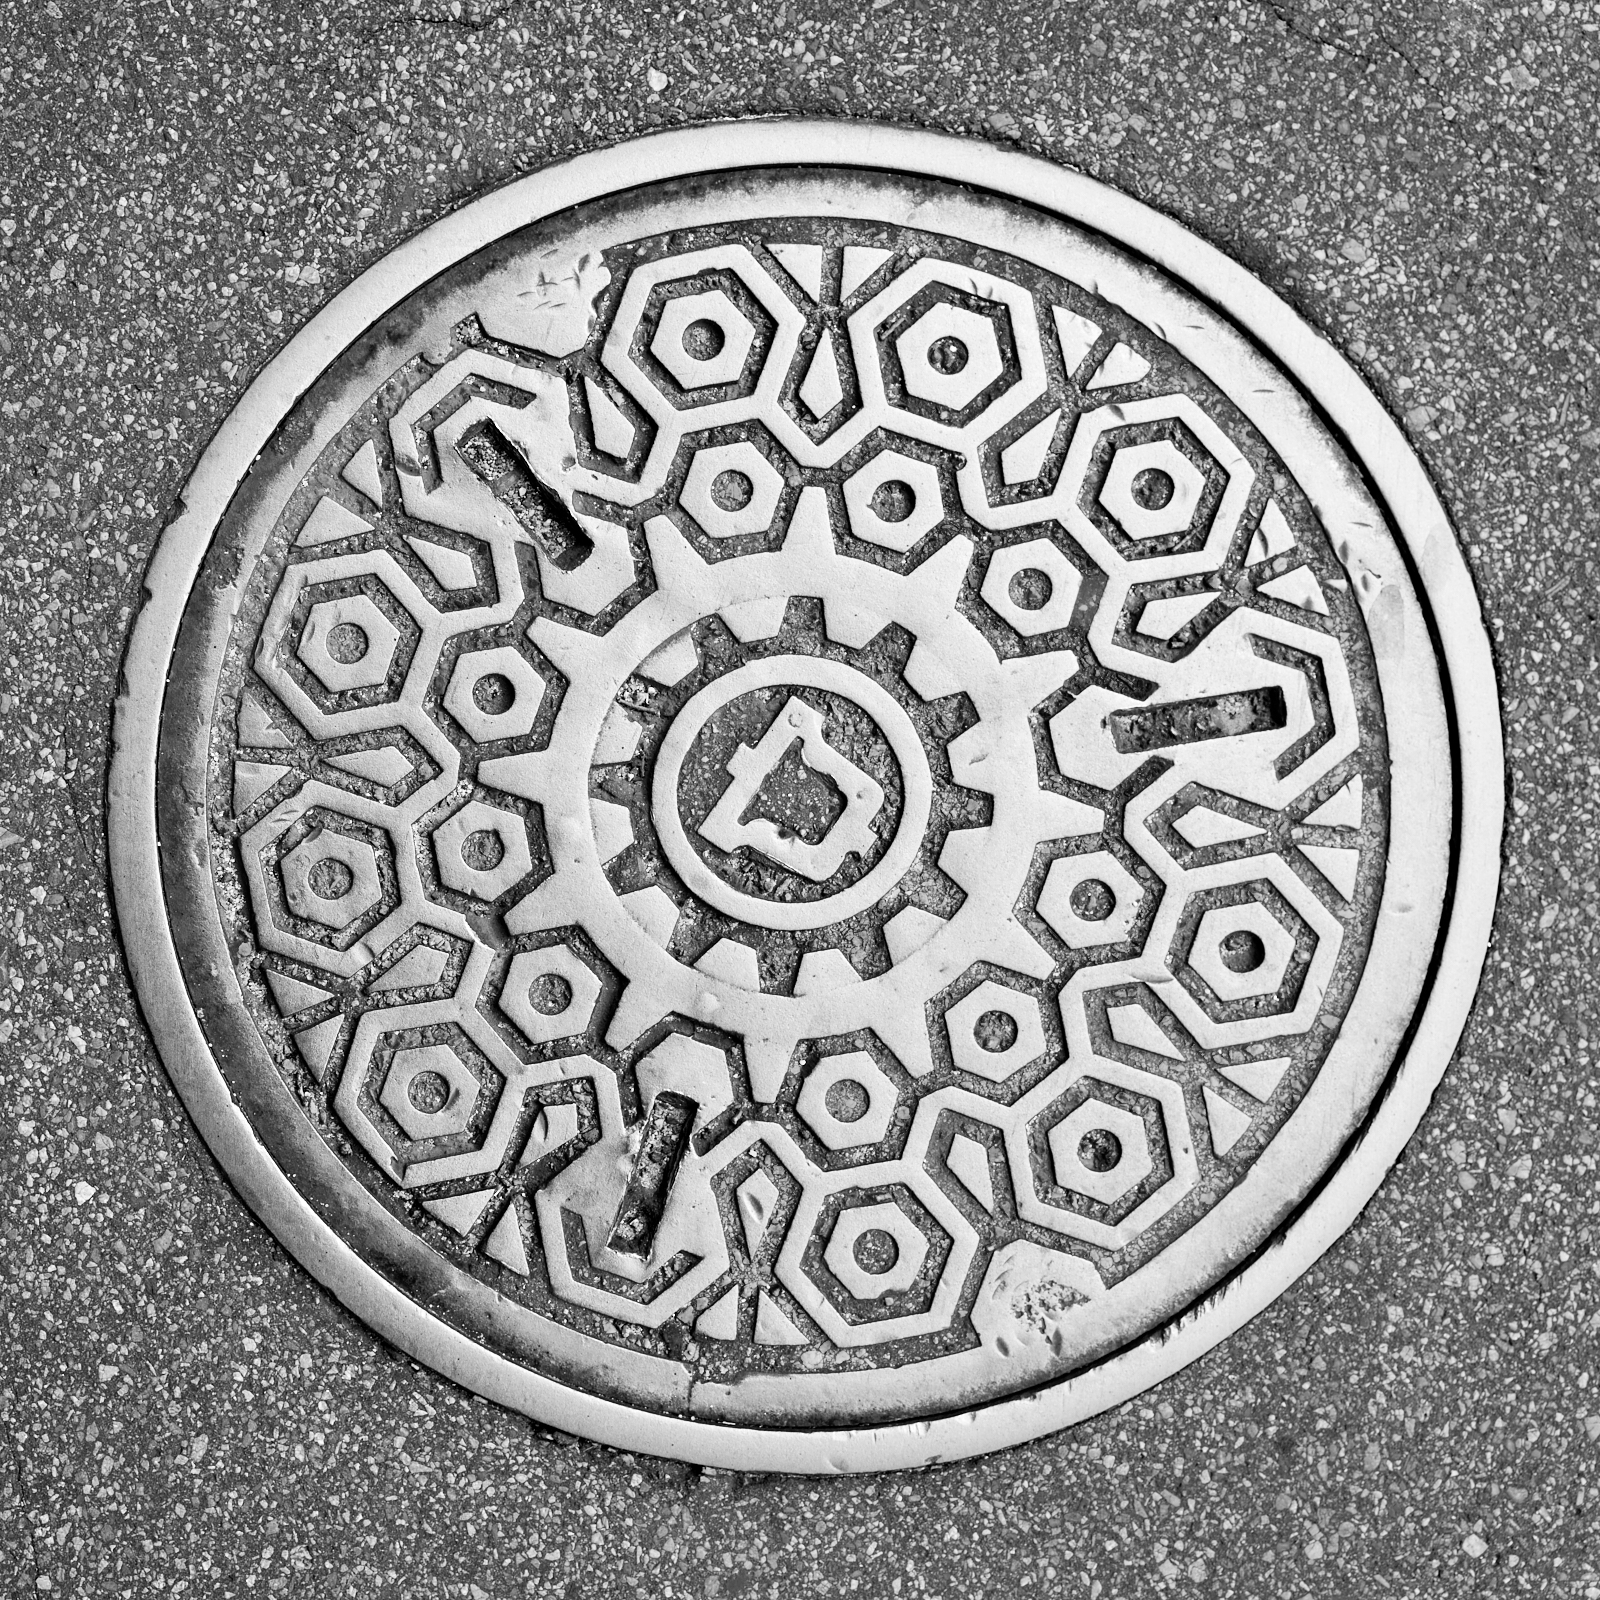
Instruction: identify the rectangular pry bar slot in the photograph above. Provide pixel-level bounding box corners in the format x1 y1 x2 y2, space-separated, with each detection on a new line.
457 420 594 570
606 1090 698 1261
1108 686 1288 754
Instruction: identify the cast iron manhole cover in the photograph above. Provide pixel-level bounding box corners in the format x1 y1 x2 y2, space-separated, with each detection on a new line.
111 124 1501 1470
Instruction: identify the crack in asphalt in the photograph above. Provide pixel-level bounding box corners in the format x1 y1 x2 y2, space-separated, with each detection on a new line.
1244 0 1431 82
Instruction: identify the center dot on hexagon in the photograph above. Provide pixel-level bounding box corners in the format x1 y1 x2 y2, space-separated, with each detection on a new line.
927 334 968 375
307 858 354 900
869 479 915 523
852 1227 900 1276
711 468 754 512
823 1077 871 1124
1131 467 1176 510
326 621 370 665
1069 878 1117 922
527 972 574 1016
461 828 506 872
472 671 516 716
682 318 726 360
1007 567 1054 611
407 1069 451 1115
973 1009 1019 1053
1077 1127 1123 1172
1220 929 1267 973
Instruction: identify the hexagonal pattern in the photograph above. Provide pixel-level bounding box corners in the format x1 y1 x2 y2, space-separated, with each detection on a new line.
499 943 606 1048
822 1199 930 1299
443 646 548 744
946 979 1048 1083
1189 901 1297 1001
651 289 757 390
280 826 385 932
296 593 402 694
432 798 534 901
894 301 1005 411
1011 1060 1199 1250
1047 1098 1154 1205
679 440 785 539
1036 850 1146 948
796 1049 898 1151
379 1041 484 1143
842 449 944 551
1098 439 1209 542
981 538 1083 636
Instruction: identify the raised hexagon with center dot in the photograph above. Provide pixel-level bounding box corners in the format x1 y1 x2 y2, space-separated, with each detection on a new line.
796 1049 898 1151
842 449 944 551
651 289 757 390
378 1041 484 1143
894 302 1005 410
981 537 1084 636
946 978 1048 1083
431 797 534 900
1189 901 1298 1002
1047 1098 1154 1205
443 646 548 744
1037 850 1148 948
280 826 385 931
499 943 606 1048
1097 438 1209 542
679 440 785 540
296 593 402 694
822 1200 929 1299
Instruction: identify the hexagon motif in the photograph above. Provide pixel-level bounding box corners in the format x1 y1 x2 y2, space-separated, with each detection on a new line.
1036 850 1147 948
1010 1059 1198 1249
248 807 402 967
894 301 1005 411
842 449 945 551
981 538 1083 636
651 288 757 390
432 798 534 901
296 593 402 694
822 1199 930 1299
679 440 786 539
337 1020 519 1188
276 812 398 947
1188 901 1298 1003
1098 439 1210 542
946 979 1048 1083
379 1042 484 1143
443 646 548 744
277 821 387 936
796 1049 898 1152
782 1176 972 1346
1047 1098 1154 1206
499 943 606 1048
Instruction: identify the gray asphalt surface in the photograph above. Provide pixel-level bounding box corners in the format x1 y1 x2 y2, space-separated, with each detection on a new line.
2 0 1598 1595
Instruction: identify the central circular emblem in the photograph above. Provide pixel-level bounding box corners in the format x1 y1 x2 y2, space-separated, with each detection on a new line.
112 125 1500 1471
664 663 913 914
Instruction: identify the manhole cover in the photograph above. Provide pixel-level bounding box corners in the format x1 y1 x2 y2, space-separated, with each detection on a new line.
111 124 1501 1470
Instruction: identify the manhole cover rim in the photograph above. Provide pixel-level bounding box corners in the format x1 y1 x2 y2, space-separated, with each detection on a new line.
109 119 1504 1473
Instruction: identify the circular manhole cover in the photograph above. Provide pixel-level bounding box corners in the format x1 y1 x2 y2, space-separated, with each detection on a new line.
111 124 1501 1470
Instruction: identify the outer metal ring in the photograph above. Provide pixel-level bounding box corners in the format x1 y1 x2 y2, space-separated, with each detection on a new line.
109 120 1503 1472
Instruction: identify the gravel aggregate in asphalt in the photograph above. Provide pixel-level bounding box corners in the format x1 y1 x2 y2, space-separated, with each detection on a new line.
1 0 1598 1595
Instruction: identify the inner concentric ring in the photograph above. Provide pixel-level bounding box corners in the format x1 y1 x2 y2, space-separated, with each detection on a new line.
651 653 933 930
